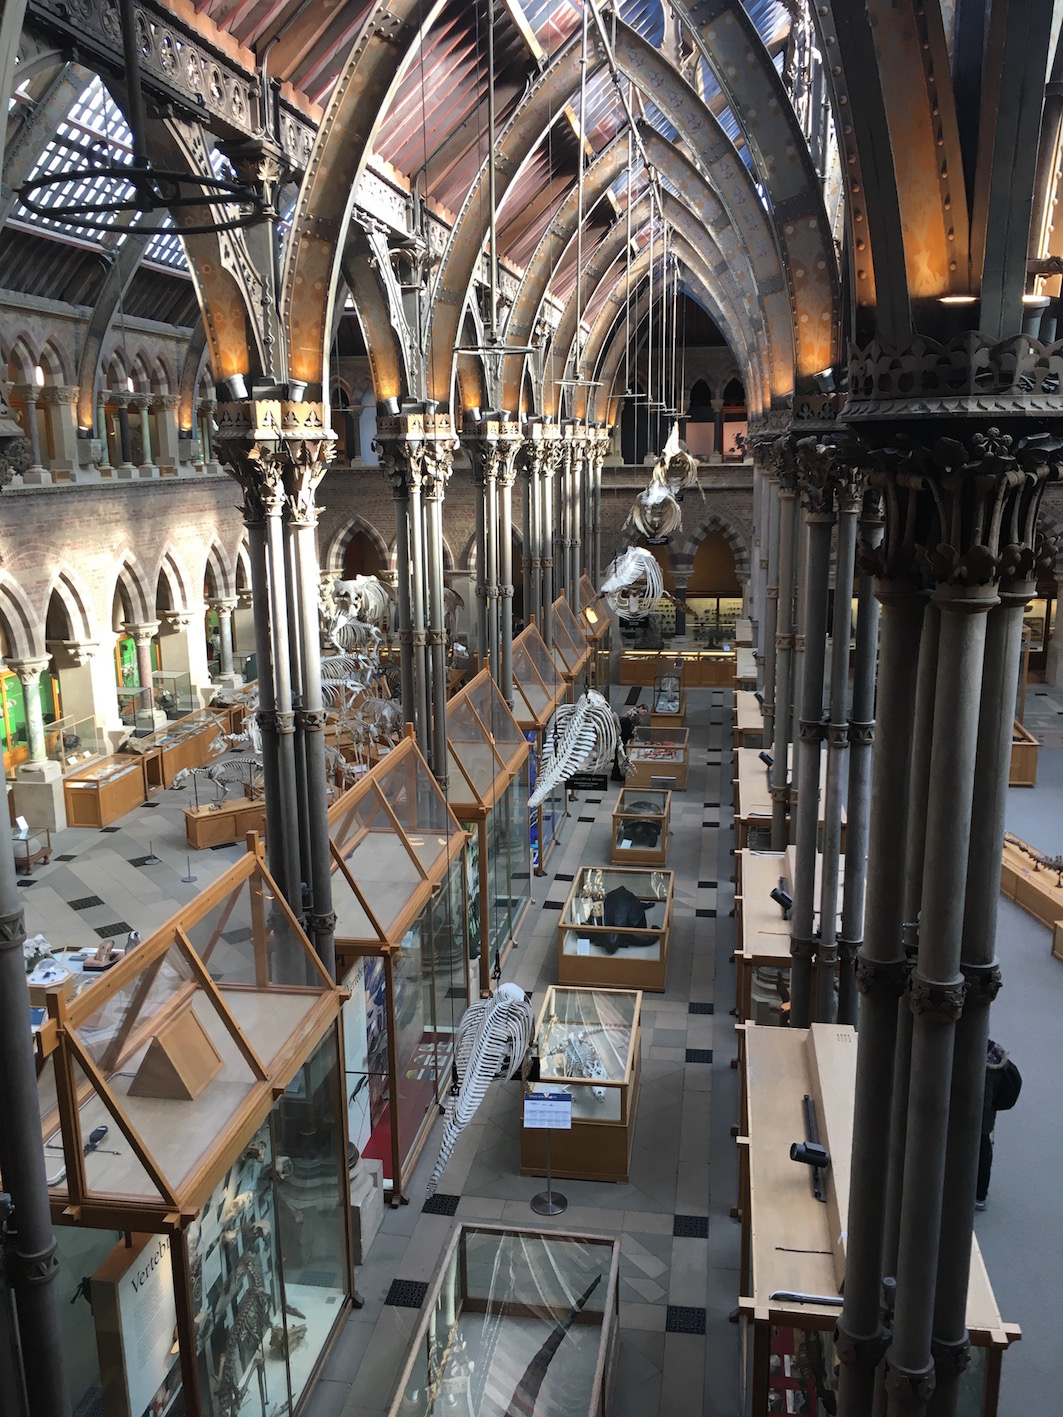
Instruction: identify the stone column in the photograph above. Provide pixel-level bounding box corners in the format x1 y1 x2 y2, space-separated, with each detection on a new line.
759 452 781 751
6 658 50 765
770 443 799 849
96 393 113 475
284 404 339 977
422 418 458 778
131 396 158 478
816 460 862 1023
789 439 836 1028
467 416 521 685
540 426 562 647
207 598 241 685
376 419 419 729
39 385 80 479
838 492 883 1024
711 397 724 462
521 435 543 629
499 449 518 705
198 397 218 473
13 386 49 484
110 391 136 477
124 622 160 713
152 393 181 474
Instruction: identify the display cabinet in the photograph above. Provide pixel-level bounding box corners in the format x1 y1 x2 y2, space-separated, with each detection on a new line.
619 648 737 687
12 821 51 873
611 787 670 867
738 1023 1019 1417
521 986 643 1183
651 657 686 726
123 707 231 789
557 866 674 992
115 687 159 737
31 844 352 1417
733 690 764 749
733 747 843 852
152 669 194 720
551 595 592 693
387 1223 621 1417
1010 720 1039 786
625 725 690 791
45 714 105 772
185 797 267 848
578 572 612 699
735 617 753 647
63 754 146 827
329 737 470 1199
447 671 532 994
512 625 571 874
735 646 757 689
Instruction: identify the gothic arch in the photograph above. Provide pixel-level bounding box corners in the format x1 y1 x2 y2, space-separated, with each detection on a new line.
203 541 235 600
673 512 751 582
0 571 44 658
324 516 391 577
155 547 192 614
43 565 96 643
110 552 152 626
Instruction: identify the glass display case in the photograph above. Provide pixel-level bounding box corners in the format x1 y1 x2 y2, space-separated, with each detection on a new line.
122 707 230 789
551 595 592 692
30 845 351 1417
619 647 737 688
512 625 570 874
611 787 671 867
387 1223 621 1417
115 686 160 736
45 714 106 772
447 671 533 993
152 669 194 719
739 1023 1019 1417
578 573 612 700
557 866 674 993
625 725 690 790
62 754 147 826
329 738 470 1198
651 657 685 725
521 986 643 1182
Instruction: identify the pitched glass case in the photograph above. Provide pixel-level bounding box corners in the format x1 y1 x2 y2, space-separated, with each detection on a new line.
512 625 570 874
611 787 671 867
625 725 690 790
521 986 643 1183
557 866 675 992
387 1224 620 1417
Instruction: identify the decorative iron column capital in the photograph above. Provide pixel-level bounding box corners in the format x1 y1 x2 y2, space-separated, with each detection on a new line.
215 398 288 523
282 401 337 526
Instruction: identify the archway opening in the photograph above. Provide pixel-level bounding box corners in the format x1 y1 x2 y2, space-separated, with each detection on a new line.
687 531 742 644
342 528 386 581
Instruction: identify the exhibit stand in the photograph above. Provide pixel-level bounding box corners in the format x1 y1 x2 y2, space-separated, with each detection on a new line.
611 787 671 867
521 987 643 1183
445 670 532 995
577 572 612 699
732 690 765 749
328 736 470 1201
556 867 674 993
650 657 686 727
27 842 353 1417
387 1223 621 1417
625 725 690 791
511 625 571 874
737 1023 1019 1416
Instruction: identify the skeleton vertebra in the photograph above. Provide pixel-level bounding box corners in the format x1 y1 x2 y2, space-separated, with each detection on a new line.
426 983 534 1197
529 691 627 807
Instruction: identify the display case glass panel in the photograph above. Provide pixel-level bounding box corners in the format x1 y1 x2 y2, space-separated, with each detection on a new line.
559 868 671 963
45 714 105 771
446 694 506 798
612 788 670 866
532 987 640 1123
152 670 193 719
116 687 159 736
625 725 690 789
388 1224 620 1417
653 659 683 715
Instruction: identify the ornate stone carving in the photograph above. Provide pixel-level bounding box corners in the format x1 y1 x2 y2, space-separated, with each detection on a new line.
883 1361 936 1405
834 1325 890 1370
959 961 1003 1006
908 974 966 1021
854 954 910 998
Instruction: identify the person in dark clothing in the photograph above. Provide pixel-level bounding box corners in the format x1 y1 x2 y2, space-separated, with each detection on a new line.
976 1038 1022 1210
611 704 648 781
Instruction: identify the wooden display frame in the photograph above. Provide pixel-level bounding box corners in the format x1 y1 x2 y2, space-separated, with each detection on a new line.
737 1023 1020 1416
611 788 671 867
520 987 643 1183
733 690 764 748
63 754 147 827
625 726 690 791
1009 720 1039 787
184 796 267 848
619 649 736 688
557 868 674 993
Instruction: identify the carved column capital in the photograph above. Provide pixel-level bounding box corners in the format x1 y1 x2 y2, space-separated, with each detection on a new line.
123 621 160 647
908 972 966 1021
282 400 337 525
4 655 51 687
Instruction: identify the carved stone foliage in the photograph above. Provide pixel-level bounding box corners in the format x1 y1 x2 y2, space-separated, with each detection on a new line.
854 426 1063 588
844 332 1063 418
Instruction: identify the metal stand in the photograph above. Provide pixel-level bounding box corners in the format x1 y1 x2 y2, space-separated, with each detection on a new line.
181 855 197 884
530 1129 567 1216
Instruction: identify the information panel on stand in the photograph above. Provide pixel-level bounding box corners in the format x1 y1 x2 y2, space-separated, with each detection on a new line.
523 1091 573 1129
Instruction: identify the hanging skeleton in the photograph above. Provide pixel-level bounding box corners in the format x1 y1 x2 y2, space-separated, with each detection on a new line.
329 574 395 628
529 691 628 808
426 983 535 1198
650 424 702 497
624 480 683 541
600 546 666 618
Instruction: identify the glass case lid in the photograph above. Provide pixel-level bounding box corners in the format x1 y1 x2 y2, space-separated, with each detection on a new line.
562 866 674 924
329 736 466 943
551 597 591 671
38 851 337 1211
512 625 567 726
615 788 669 816
446 671 528 806
577 574 609 638
631 724 689 747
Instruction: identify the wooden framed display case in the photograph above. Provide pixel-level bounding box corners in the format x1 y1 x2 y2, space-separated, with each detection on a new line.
1010 720 1039 786
329 737 471 1200
185 797 267 849
521 986 643 1183
619 648 736 687
551 595 592 691
30 844 352 1417
611 788 671 867
63 754 147 826
512 625 571 875
736 617 753 647
735 646 757 689
578 573 612 698
734 747 845 852
557 866 674 992
120 706 232 792
999 833 1063 938
387 1222 621 1417
651 657 686 726
446 671 532 996
625 725 690 791
737 1023 1019 1417
733 690 764 748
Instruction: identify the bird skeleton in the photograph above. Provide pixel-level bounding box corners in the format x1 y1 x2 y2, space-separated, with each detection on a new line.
426 983 534 1197
600 547 666 618
529 691 627 808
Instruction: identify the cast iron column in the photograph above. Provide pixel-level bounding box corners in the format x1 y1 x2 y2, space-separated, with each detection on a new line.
407 458 431 759
540 429 561 647
760 454 781 751
771 457 799 849
423 417 458 780
284 406 338 978
838 492 883 1024
377 414 427 744
499 447 517 705
0 836 71 1417
836 581 925 1417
